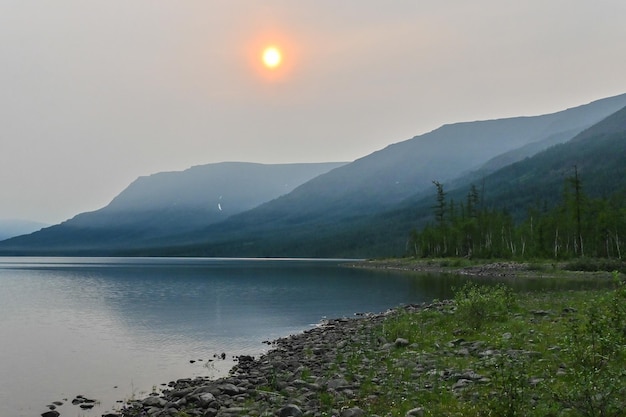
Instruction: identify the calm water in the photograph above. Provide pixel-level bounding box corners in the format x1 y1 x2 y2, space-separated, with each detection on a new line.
0 257 609 417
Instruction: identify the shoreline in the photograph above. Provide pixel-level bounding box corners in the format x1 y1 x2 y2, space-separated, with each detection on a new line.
114 268 624 417
117 302 448 417
42 258 623 417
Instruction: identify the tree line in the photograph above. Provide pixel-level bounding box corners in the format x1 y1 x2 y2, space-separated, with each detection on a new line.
409 167 625 260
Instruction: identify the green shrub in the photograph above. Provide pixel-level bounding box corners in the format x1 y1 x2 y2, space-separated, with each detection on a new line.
552 272 626 416
454 283 516 330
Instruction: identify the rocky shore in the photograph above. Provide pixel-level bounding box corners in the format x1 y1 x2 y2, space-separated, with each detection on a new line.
349 259 537 278
113 293 548 417
115 301 456 417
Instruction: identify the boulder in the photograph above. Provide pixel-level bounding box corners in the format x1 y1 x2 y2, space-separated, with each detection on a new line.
197 392 217 407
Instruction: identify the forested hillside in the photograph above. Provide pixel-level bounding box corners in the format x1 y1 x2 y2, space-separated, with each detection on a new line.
133 95 626 257
166 104 626 259
410 105 626 259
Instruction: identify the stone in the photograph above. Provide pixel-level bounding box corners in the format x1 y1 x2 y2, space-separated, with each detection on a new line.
219 383 240 395
203 409 218 417
395 338 410 347
327 378 349 390
170 387 194 398
531 309 551 316
143 396 167 408
529 377 544 386
455 348 470 356
452 378 472 390
406 407 424 417
279 404 303 417
197 392 216 407
41 412 60 417
341 407 365 417
219 407 247 415
238 354 255 363
447 338 465 347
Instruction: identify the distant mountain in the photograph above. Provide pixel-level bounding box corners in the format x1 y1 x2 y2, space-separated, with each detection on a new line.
0 219 48 241
144 94 626 257
3 93 626 257
0 162 345 253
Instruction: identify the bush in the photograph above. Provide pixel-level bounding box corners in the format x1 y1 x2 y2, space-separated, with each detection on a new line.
552 272 626 416
454 283 516 330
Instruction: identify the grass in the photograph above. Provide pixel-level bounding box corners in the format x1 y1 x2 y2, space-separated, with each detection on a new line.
313 272 626 416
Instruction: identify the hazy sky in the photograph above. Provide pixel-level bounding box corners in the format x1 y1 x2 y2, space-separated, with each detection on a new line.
1 1 625 224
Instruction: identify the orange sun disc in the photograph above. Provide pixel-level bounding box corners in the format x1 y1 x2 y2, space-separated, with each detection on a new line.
262 47 282 68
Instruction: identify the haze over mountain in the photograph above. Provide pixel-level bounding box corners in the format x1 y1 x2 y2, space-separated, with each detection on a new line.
141 93 626 256
0 219 49 241
0 162 345 253
1 93 625 257
192 101 626 259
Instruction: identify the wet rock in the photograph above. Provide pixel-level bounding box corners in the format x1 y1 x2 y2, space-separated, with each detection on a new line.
143 396 167 408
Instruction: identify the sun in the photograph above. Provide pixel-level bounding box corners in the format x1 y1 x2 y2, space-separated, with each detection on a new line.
262 47 282 69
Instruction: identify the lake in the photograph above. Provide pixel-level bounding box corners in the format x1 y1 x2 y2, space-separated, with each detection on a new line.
0 257 607 417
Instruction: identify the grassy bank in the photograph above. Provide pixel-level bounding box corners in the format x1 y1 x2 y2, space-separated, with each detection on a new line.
228 272 625 417
308 273 626 416
353 257 625 279
123 267 625 417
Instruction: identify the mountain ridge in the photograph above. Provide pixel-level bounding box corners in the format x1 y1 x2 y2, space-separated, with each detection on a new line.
2 93 626 256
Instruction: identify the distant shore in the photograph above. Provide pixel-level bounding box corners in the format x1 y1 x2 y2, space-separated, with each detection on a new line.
347 257 619 280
